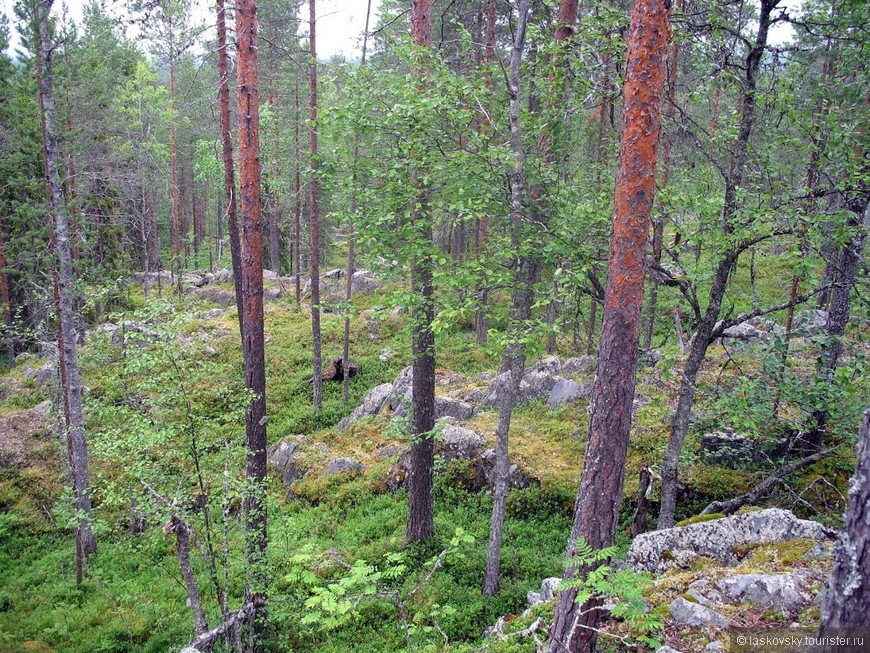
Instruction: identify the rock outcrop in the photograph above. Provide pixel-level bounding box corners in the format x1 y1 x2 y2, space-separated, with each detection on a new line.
625 509 832 574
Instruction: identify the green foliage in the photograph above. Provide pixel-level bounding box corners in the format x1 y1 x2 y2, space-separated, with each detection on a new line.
558 540 664 650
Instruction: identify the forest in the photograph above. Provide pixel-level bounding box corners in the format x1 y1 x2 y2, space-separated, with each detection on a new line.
0 0 868 651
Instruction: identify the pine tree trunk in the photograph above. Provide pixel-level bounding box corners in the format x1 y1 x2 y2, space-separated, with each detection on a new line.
294 74 302 307
819 407 870 640
169 52 181 288
642 0 680 351
236 0 268 638
406 0 437 544
309 0 323 411
269 190 281 275
548 0 670 648
342 0 372 408
216 0 245 343
657 0 776 529
36 0 96 562
0 217 13 367
483 0 533 595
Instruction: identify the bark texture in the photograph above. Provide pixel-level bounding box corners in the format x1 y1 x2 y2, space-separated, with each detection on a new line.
642 0 681 351
474 0 496 346
819 407 870 638
807 198 870 452
36 0 96 559
342 0 372 407
0 217 13 367
482 0 533 596
548 0 670 648
309 0 323 411
405 0 437 543
217 0 246 347
236 0 268 633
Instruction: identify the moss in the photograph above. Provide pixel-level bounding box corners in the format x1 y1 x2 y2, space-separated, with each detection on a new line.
736 505 764 514
676 512 724 527
735 538 820 570
681 592 699 604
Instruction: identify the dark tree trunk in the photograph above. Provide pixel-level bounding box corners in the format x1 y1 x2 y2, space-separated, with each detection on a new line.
342 0 372 408
217 0 245 344
819 407 870 640
171 517 209 636
405 0 437 544
806 198 870 453
36 0 96 563
309 0 323 411
657 0 777 530
146 185 161 272
482 0 533 596
0 217 13 367
629 467 653 538
548 0 670 647
294 74 302 307
169 52 181 288
269 191 281 275
236 0 268 638
193 184 204 259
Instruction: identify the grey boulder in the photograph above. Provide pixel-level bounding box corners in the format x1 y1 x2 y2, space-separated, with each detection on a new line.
561 355 596 375
547 378 591 409
267 436 308 485
527 577 561 606
324 457 365 476
668 596 730 627
337 382 394 430
716 573 810 611
625 509 831 574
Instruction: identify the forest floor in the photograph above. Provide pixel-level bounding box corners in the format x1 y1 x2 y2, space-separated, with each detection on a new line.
0 271 864 653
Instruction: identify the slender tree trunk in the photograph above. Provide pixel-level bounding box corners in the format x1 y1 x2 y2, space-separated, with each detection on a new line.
309 0 323 411
236 0 268 640
342 0 372 407
35 0 96 564
776 49 831 414
172 517 209 636
474 0 496 346
294 75 302 307
268 190 281 275
642 0 680 351
217 0 245 344
169 49 182 289
819 407 870 641
406 0 437 544
483 0 533 596
65 115 79 271
806 198 870 453
0 217 13 367
548 0 670 648
657 0 777 529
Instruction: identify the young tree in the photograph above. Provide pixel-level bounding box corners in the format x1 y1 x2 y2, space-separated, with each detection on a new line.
216 0 245 342
342 0 373 407
235 0 268 637
309 0 323 411
405 0 437 543
33 0 97 574
482 0 533 597
657 0 780 529
548 0 671 649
